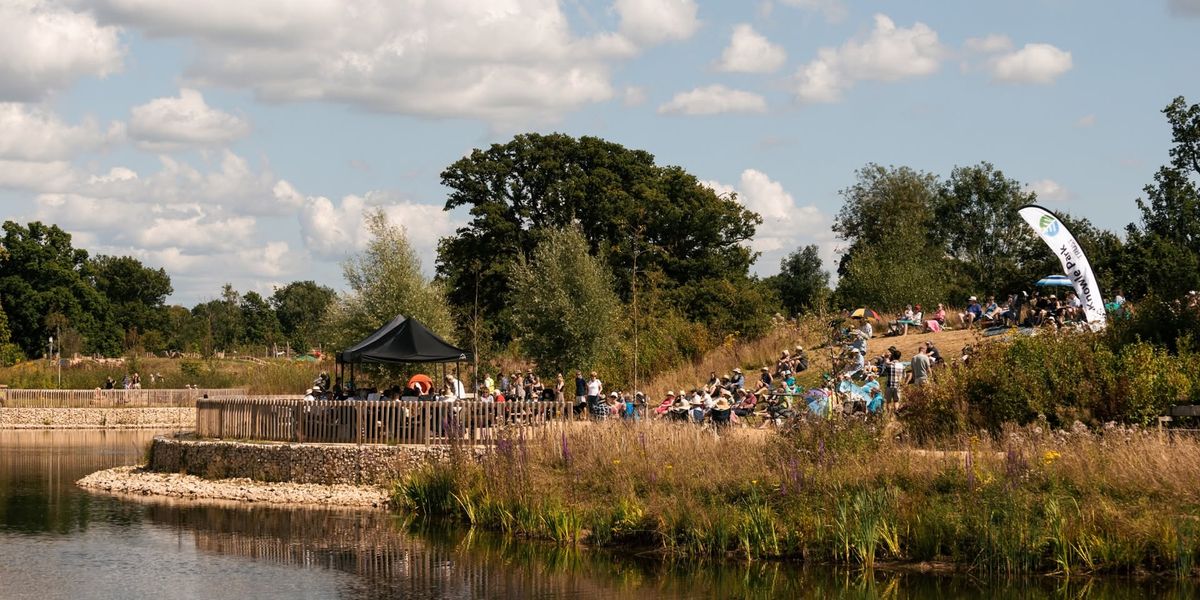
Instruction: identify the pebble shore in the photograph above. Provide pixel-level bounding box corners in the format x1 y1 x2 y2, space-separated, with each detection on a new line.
78 466 391 508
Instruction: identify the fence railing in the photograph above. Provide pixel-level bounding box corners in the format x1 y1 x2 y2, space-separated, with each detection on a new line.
196 397 576 445
0 388 248 408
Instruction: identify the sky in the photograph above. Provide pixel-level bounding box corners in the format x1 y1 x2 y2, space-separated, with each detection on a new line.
1 0 1198 307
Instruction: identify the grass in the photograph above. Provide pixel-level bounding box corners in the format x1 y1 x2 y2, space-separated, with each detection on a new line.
393 419 1200 577
0 356 324 394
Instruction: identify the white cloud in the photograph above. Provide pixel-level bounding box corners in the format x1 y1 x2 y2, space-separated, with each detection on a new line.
0 159 77 191
0 103 123 161
128 88 250 150
622 85 647 107
34 193 258 252
1169 0 1200 16
1076 114 1096 128
658 85 767 116
614 0 700 46
793 14 944 103
297 192 460 265
988 43 1073 84
779 0 847 23
0 1 124 100
1024 179 1071 203
703 169 835 268
89 0 646 125
715 24 786 73
964 34 1013 54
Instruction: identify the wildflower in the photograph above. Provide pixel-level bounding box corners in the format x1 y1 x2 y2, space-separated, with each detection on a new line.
1042 450 1061 465
612 459 620 465
666 464 673 469
751 480 758 486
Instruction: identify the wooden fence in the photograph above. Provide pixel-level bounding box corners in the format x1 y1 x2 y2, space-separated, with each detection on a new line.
0 388 248 408
196 397 576 445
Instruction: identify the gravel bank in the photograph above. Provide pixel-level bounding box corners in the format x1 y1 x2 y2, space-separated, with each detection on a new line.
78 465 390 508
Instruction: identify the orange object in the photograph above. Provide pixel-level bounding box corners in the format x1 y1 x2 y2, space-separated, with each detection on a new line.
407 373 433 395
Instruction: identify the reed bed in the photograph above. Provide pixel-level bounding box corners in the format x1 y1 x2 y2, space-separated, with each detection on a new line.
394 419 1200 576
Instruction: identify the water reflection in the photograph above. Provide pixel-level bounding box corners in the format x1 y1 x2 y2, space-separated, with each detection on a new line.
0 429 159 534
0 430 1194 599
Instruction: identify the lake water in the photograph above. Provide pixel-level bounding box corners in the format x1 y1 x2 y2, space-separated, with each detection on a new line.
0 430 1190 599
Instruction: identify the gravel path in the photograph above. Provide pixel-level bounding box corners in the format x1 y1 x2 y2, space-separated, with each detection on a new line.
78 466 391 509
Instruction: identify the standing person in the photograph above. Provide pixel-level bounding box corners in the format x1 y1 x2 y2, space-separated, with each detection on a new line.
498 371 511 398
884 348 906 409
911 344 933 385
574 371 587 414
444 374 466 400
586 371 603 412
482 373 495 395
554 373 566 403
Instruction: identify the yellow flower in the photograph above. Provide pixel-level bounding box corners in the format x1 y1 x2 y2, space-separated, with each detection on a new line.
612 459 620 465
666 464 673 469
751 480 758 485
1042 450 1061 465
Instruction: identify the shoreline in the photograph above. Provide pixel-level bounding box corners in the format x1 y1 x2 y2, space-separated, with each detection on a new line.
78 465 391 509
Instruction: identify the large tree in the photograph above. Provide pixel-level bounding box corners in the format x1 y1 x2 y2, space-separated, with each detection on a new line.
436 133 763 336
85 254 172 346
1120 96 1200 298
271 280 336 352
765 245 830 316
508 227 621 375
240 291 281 347
933 163 1044 297
0 221 120 356
325 208 454 350
833 165 955 309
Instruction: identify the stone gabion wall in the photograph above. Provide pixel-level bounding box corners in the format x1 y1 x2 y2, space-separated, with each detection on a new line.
0 407 195 429
148 436 483 486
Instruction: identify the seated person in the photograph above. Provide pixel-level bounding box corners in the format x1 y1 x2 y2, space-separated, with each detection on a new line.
709 397 732 427
762 389 794 422
912 304 924 323
962 297 983 328
982 296 1001 323
792 346 810 372
654 392 676 417
667 397 690 422
844 347 866 378
926 303 947 332
753 367 773 396
732 388 757 418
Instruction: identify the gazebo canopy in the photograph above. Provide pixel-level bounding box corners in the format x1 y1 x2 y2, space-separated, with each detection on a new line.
336 315 470 365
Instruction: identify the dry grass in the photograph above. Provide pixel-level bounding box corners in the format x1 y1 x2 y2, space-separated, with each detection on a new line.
396 419 1200 574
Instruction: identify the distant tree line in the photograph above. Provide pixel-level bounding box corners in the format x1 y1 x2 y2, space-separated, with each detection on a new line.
2 96 1196 379
765 95 1200 313
0 224 336 363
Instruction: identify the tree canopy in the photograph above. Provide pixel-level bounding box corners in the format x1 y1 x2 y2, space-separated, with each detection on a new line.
436 133 764 337
508 227 622 375
0 221 120 357
325 208 455 351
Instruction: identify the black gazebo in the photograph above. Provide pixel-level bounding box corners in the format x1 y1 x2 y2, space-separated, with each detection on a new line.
334 315 472 396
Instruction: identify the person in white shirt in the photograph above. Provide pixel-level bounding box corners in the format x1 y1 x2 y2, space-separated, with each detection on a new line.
586 372 603 402
444 375 466 400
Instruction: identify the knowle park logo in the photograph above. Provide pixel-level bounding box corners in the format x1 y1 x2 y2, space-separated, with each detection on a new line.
1039 215 1061 236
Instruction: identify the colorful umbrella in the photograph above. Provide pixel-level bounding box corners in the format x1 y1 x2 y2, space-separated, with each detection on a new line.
850 308 881 320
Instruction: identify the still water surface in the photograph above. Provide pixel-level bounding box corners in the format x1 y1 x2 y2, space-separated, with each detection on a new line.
0 430 1191 599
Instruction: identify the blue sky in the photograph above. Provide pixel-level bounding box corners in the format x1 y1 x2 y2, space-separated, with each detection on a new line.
1 0 1197 306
